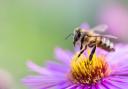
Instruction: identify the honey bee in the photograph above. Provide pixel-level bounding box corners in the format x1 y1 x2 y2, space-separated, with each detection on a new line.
72 24 117 61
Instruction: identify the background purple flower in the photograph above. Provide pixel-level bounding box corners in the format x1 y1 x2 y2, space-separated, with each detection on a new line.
99 3 128 42
79 23 90 29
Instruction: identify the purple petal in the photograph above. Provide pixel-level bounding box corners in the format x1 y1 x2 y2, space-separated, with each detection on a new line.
106 44 128 65
27 60 52 75
111 58 128 75
102 78 128 89
56 81 73 89
95 83 107 89
45 61 69 73
27 60 65 76
74 45 80 52
95 48 109 56
83 85 97 89
91 85 96 89
76 86 84 89
80 23 90 29
66 85 78 89
101 81 118 89
22 75 68 89
107 76 128 83
54 48 73 65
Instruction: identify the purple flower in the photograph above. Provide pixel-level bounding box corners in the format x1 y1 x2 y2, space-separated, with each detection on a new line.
98 3 128 42
23 44 128 89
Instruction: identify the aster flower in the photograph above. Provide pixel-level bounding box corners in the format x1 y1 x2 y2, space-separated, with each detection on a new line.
23 44 128 89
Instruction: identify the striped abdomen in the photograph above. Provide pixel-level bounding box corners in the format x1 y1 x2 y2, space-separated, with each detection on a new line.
98 37 115 52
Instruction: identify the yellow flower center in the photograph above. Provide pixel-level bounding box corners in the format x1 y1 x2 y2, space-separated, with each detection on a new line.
68 52 111 85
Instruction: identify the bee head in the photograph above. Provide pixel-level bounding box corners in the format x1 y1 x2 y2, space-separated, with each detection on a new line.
73 28 82 46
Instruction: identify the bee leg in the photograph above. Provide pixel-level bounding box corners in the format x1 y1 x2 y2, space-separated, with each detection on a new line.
80 43 83 50
89 45 96 61
80 36 85 50
78 45 87 57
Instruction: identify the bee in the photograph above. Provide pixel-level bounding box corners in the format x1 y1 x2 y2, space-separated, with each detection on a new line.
69 24 117 61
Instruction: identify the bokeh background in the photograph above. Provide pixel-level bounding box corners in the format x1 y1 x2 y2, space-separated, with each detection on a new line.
0 0 128 89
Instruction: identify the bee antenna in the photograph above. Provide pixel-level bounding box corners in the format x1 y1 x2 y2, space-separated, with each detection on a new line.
65 33 73 40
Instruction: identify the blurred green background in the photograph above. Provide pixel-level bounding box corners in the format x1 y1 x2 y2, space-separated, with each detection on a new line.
0 0 128 89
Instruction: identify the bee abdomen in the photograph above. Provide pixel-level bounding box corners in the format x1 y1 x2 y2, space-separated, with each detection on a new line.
100 38 115 51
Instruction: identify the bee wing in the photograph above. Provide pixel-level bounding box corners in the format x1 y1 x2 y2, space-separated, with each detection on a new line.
101 35 118 39
92 34 118 39
91 24 108 33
